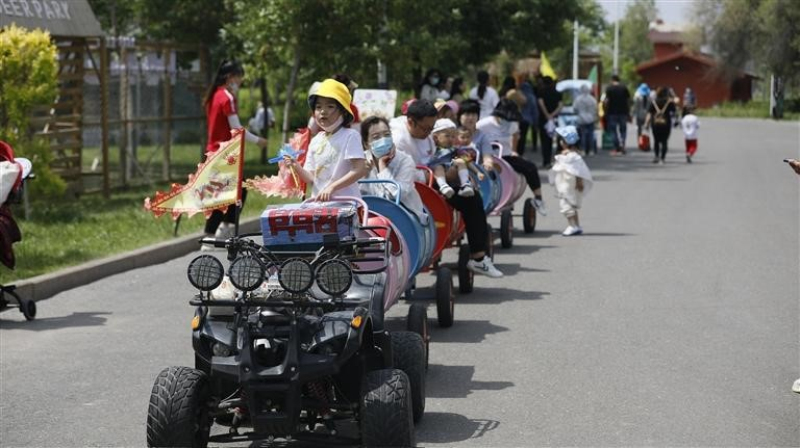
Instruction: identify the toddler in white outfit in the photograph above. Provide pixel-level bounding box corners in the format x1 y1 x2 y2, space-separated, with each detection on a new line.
549 125 593 236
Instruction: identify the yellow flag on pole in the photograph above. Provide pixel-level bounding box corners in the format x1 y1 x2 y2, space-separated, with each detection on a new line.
145 129 245 220
540 51 557 79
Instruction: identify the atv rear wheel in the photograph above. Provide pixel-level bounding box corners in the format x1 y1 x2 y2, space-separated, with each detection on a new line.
360 369 414 447
406 303 430 368
391 331 426 423
146 366 211 448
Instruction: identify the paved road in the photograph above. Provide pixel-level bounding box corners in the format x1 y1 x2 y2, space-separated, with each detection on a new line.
2 118 798 447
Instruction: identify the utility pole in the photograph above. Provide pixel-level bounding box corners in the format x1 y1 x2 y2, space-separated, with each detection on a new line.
573 20 579 80
613 0 620 76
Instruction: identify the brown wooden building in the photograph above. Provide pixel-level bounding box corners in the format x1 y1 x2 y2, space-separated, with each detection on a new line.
636 22 758 109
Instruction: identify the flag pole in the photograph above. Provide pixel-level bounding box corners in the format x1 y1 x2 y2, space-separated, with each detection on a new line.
234 129 245 237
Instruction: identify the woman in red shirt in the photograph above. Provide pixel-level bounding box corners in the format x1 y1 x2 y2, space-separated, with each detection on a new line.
202 60 267 242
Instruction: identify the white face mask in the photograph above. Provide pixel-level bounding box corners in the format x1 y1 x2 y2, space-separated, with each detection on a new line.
318 115 344 133
228 82 239 94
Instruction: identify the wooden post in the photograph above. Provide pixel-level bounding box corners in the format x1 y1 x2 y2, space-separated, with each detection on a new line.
162 48 172 181
100 38 110 198
119 46 128 186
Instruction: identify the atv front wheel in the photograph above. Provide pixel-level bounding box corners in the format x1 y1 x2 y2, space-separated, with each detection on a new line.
146 366 211 448
360 369 414 447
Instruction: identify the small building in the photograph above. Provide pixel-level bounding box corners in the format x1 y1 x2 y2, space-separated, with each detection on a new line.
635 21 758 108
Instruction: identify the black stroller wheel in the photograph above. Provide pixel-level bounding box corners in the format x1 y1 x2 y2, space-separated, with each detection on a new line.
20 298 36 321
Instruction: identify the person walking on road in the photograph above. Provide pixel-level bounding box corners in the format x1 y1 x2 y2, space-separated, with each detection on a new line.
549 125 592 236
603 75 631 156
645 86 677 164
680 106 700 163
573 84 598 156
517 78 539 156
633 83 651 137
537 76 563 168
202 60 268 246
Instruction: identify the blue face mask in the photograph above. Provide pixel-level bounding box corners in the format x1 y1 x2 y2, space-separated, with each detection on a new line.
371 136 394 158
430 76 440 86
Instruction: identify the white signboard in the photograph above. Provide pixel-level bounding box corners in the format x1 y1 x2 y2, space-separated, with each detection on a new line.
353 89 398 120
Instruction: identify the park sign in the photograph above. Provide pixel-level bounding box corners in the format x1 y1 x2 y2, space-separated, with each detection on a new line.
0 0 102 38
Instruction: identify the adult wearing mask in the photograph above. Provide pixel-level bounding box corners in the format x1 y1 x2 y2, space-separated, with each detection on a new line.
469 70 500 119
202 60 268 246
360 115 427 223
603 75 631 156
537 76 562 168
419 69 443 102
391 100 503 278
573 84 598 156
518 78 539 156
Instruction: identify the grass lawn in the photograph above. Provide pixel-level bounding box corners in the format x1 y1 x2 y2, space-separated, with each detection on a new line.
0 138 293 284
697 99 800 121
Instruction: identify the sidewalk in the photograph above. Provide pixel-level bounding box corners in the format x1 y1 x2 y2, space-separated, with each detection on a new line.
11 218 261 303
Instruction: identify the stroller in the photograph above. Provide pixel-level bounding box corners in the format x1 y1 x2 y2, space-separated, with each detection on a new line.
0 140 36 320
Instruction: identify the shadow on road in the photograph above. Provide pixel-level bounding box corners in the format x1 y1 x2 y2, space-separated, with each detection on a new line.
457 287 549 305
416 412 501 444
429 319 508 344
425 364 514 399
491 263 548 276
0 311 111 330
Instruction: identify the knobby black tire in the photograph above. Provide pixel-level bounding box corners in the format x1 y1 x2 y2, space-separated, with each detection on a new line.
360 369 415 447
406 303 430 369
458 244 474 294
391 331 426 423
147 366 211 448
523 198 536 234
435 268 454 328
500 209 513 248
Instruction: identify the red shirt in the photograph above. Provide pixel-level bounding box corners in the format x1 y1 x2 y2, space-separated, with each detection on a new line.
206 87 237 152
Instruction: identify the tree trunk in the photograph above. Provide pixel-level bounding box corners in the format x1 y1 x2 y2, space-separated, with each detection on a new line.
282 49 302 143
259 76 269 164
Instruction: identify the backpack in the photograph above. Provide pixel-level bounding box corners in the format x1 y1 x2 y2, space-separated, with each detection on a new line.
653 100 668 126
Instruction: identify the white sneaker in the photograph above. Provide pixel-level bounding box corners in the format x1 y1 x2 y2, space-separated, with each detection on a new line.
575 226 583 235
458 185 475 197
439 184 455 198
533 198 547 216
200 233 216 252
467 257 504 278
793 378 800 394
562 226 581 236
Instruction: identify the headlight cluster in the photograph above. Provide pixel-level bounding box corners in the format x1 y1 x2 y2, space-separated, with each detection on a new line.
187 255 353 296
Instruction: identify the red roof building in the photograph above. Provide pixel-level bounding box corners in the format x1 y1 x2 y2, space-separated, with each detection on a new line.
636 22 757 108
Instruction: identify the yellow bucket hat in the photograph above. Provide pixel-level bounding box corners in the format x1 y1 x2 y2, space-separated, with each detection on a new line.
308 79 354 120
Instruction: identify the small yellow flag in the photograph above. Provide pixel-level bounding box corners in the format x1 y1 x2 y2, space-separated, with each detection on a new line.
540 51 557 79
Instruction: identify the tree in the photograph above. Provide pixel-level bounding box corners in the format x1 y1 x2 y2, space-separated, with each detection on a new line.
0 25 65 197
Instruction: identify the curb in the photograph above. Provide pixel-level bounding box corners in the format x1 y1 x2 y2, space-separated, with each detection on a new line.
13 217 261 303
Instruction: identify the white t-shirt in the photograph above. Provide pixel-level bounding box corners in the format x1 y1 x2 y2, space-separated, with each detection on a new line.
389 116 436 165
476 116 519 157
680 114 700 140
469 86 500 119
304 127 365 198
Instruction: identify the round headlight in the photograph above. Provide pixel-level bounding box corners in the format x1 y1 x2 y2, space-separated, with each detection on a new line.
278 258 314 294
187 255 224 291
316 259 353 296
228 255 264 292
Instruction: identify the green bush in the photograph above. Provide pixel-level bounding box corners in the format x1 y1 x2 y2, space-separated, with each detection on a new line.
0 24 65 197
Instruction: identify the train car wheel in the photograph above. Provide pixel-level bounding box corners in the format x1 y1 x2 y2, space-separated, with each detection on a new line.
500 209 513 248
457 244 474 294
435 269 454 328
523 198 537 234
